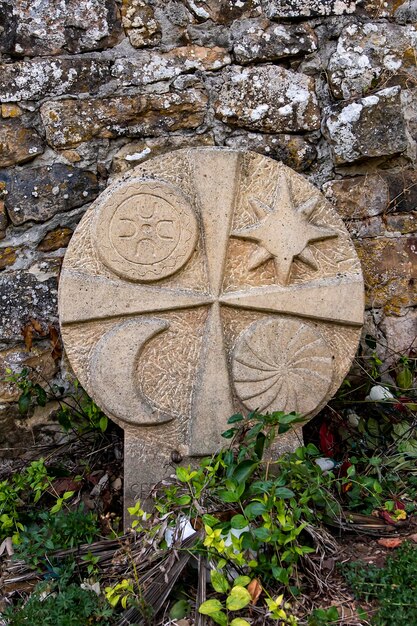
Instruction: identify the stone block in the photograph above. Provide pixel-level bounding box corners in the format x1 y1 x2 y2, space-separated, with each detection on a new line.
324 175 389 219
215 65 320 133
111 133 215 174
0 344 57 402
324 86 407 165
0 59 112 102
111 46 231 86
0 0 16 55
181 0 258 24
11 0 122 56
121 0 161 47
324 168 417 218
40 89 208 150
231 18 317 64
356 237 417 312
328 22 417 99
0 200 7 240
0 165 99 225
380 307 417 367
37 228 74 252
0 119 44 167
0 271 58 343
225 131 317 171
262 0 358 18
0 246 18 270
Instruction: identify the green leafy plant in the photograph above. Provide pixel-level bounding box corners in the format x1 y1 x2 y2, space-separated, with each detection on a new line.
14 506 100 568
0 458 75 543
6 367 108 434
342 541 417 625
3 580 114 626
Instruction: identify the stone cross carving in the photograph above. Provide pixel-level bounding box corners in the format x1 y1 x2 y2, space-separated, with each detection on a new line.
59 148 364 515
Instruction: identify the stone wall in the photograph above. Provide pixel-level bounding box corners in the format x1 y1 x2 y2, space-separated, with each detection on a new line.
0 0 416 456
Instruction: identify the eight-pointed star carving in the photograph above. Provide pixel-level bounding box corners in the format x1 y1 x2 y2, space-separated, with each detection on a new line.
231 175 337 285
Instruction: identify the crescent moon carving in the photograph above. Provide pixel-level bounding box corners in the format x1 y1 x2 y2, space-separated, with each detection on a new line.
90 318 173 426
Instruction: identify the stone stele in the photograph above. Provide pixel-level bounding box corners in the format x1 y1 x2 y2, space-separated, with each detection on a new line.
58 148 364 515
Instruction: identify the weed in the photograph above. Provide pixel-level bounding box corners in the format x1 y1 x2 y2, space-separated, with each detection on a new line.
342 541 417 625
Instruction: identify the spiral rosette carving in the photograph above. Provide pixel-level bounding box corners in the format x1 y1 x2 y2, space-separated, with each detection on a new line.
233 317 334 415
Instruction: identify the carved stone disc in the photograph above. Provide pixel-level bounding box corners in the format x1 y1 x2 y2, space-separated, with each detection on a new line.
58 148 364 510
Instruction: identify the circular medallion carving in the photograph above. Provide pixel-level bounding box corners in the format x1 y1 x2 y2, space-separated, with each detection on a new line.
59 148 364 458
94 180 198 281
233 318 334 415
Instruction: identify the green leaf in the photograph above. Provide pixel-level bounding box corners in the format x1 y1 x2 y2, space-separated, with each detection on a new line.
221 428 236 439
367 418 380 437
176 466 189 482
233 460 258 484
18 392 31 414
253 527 271 541
199 599 224 615
230 619 251 626
226 586 251 611
210 611 228 626
34 384 47 407
244 501 267 520
233 575 251 587
227 413 244 424
202 514 220 527
218 490 240 503
177 495 192 505
170 599 190 619
254 432 266 460
230 514 248 530
275 487 295 499
397 366 413 390
99 415 108 432
211 570 230 594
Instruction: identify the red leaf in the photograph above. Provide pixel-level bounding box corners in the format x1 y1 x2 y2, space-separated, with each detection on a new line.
377 537 403 549
51 477 82 495
319 422 336 457
247 579 262 605
380 510 398 525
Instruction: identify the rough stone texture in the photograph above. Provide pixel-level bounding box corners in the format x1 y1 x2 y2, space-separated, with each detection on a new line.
37 228 73 252
11 0 122 56
356 237 417 313
0 344 57 402
324 87 407 165
0 1 17 55
0 58 112 102
0 201 7 239
111 133 215 175
328 22 417 100
121 0 161 47
112 46 231 86
40 88 208 149
324 174 389 219
182 0 258 24
263 0 358 18
215 66 321 133
0 165 99 225
231 18 317 63
59 148 363 510
0 0 415 487
224 132 317 172
0 272 58 344
380 307 417 366
324 169 417 218
0 119 44 167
